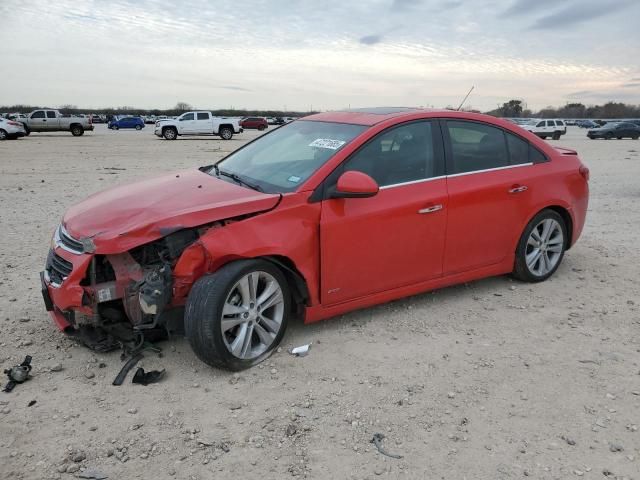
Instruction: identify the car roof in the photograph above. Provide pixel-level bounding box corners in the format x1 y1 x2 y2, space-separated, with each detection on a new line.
302 107 499 126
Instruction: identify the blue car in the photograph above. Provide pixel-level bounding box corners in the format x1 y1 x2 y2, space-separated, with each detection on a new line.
108 116 145 130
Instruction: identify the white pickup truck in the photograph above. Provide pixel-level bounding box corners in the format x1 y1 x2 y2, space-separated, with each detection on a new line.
154 111 242 140
20 109 94 136
521 119 567 140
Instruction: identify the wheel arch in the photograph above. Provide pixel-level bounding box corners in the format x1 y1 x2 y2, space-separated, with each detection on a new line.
520 205 574 251
218 123 233 132
69 122 83 130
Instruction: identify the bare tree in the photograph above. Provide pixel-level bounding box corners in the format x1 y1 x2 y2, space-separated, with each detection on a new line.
175 102 192 113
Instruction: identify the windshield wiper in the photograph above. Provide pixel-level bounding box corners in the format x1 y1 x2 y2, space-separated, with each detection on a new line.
218 168 263 192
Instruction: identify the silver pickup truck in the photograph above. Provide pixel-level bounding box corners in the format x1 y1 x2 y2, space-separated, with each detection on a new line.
20 110 94 136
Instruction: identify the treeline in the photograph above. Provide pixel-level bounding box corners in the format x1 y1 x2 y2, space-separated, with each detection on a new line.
0 102 313 118
486 100 640 119
4 100 639 119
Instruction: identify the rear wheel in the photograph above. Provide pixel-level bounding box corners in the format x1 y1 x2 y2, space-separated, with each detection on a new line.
219 127 233 140
0 129 7 140
135 125 142 131
71 125 84 136
258 125 266 131
513 209 567 283
185 259 290 370
552 131 561 140
163 127 177 140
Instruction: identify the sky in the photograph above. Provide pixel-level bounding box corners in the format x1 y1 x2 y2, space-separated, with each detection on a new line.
1 0 639 112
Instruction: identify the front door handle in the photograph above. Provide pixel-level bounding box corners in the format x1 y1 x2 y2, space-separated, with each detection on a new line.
418 204 443 214
508 185 528 194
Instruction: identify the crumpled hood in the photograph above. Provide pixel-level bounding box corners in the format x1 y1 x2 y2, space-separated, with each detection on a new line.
63 169 280 253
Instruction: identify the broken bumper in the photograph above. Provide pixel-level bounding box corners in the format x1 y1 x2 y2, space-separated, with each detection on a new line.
41 247 93 331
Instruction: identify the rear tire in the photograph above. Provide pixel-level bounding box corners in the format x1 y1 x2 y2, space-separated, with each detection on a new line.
185 259 291 371
163 127 177 140
135 125 142 131
552 131 561 140
71 125 84 136
258 125 266 131
513 209 567 283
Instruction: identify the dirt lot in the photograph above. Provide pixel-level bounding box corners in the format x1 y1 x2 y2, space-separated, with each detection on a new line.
1 125 639 480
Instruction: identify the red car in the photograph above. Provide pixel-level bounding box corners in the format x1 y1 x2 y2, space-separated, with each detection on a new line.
42 108 589 370
240 117 268 130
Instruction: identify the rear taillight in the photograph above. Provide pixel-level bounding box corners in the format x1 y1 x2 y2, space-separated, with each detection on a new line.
579 165 590 181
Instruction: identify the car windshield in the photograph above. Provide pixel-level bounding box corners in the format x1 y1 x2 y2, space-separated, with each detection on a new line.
211 120 367 193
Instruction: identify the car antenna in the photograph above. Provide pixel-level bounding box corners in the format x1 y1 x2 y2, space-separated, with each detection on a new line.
456 86 475 111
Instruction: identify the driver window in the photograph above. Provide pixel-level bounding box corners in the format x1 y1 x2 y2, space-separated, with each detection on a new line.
344 121 436 187
181 113 194 121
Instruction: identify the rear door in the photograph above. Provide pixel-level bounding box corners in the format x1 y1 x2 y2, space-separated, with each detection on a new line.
442 120 537 274
195 112 213 134
320 120 448 304
44 110 60 131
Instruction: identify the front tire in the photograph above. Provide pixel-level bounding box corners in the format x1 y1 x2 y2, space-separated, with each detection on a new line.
185 259 291 371
0 129 7 140
219 127 233 140
513 209 567 283
163 127 177 140
23 125 30 136
258 125 266 131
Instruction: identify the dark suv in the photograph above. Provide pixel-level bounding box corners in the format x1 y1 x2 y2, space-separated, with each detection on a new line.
240 117 268 131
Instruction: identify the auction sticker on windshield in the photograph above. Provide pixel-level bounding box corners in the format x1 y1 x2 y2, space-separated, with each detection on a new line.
309 138 346 150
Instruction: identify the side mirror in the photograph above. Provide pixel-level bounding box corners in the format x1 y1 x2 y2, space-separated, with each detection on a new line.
331 171 379 199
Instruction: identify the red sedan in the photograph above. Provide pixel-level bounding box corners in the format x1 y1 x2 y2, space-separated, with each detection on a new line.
42 108 589 370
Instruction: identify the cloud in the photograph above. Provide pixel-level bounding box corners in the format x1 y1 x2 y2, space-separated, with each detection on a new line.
530 2 633 29
622 82 640 88
219 86 253 92
359 34 383 45
501 0 558 17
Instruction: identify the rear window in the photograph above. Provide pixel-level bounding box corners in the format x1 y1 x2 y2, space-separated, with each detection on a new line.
546 120 555 127
446 121 509 174
506 132 529 165
556 120 564 126
197 113 209 120
529 145 548 164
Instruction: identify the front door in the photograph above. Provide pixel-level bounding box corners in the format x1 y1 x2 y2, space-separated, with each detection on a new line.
320 120 448 305
178 113 196 134
28 110 47 131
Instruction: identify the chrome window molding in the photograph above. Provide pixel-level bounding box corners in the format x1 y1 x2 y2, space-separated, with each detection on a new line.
379 162 533 190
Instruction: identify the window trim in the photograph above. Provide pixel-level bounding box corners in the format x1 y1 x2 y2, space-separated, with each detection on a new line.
441 119 548 176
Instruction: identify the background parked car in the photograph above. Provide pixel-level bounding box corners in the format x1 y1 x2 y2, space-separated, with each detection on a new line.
240 117 268 130
521 119 566 140
577 120 599 129
0 117 27 140
20 109 93 136
587 122 640 140
108 116 145 130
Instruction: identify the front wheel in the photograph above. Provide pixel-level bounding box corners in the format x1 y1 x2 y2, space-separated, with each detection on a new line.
219 127 233 140
163 127 177 140
513 209 567 283
23 125 30 136
0 129 7 140
185 259 290 371
71 125 84 136
258 125 266 131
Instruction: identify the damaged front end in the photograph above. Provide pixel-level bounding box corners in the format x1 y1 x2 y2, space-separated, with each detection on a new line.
42 224 213 343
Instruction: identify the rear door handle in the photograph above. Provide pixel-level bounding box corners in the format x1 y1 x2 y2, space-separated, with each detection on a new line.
508 185 528 194
418 204 443 214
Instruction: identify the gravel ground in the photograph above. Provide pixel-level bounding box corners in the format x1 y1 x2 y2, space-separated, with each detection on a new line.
0 125 639 480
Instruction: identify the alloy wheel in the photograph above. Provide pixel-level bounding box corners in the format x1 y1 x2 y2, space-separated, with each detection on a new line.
525 218 564 277
221 271 285 359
